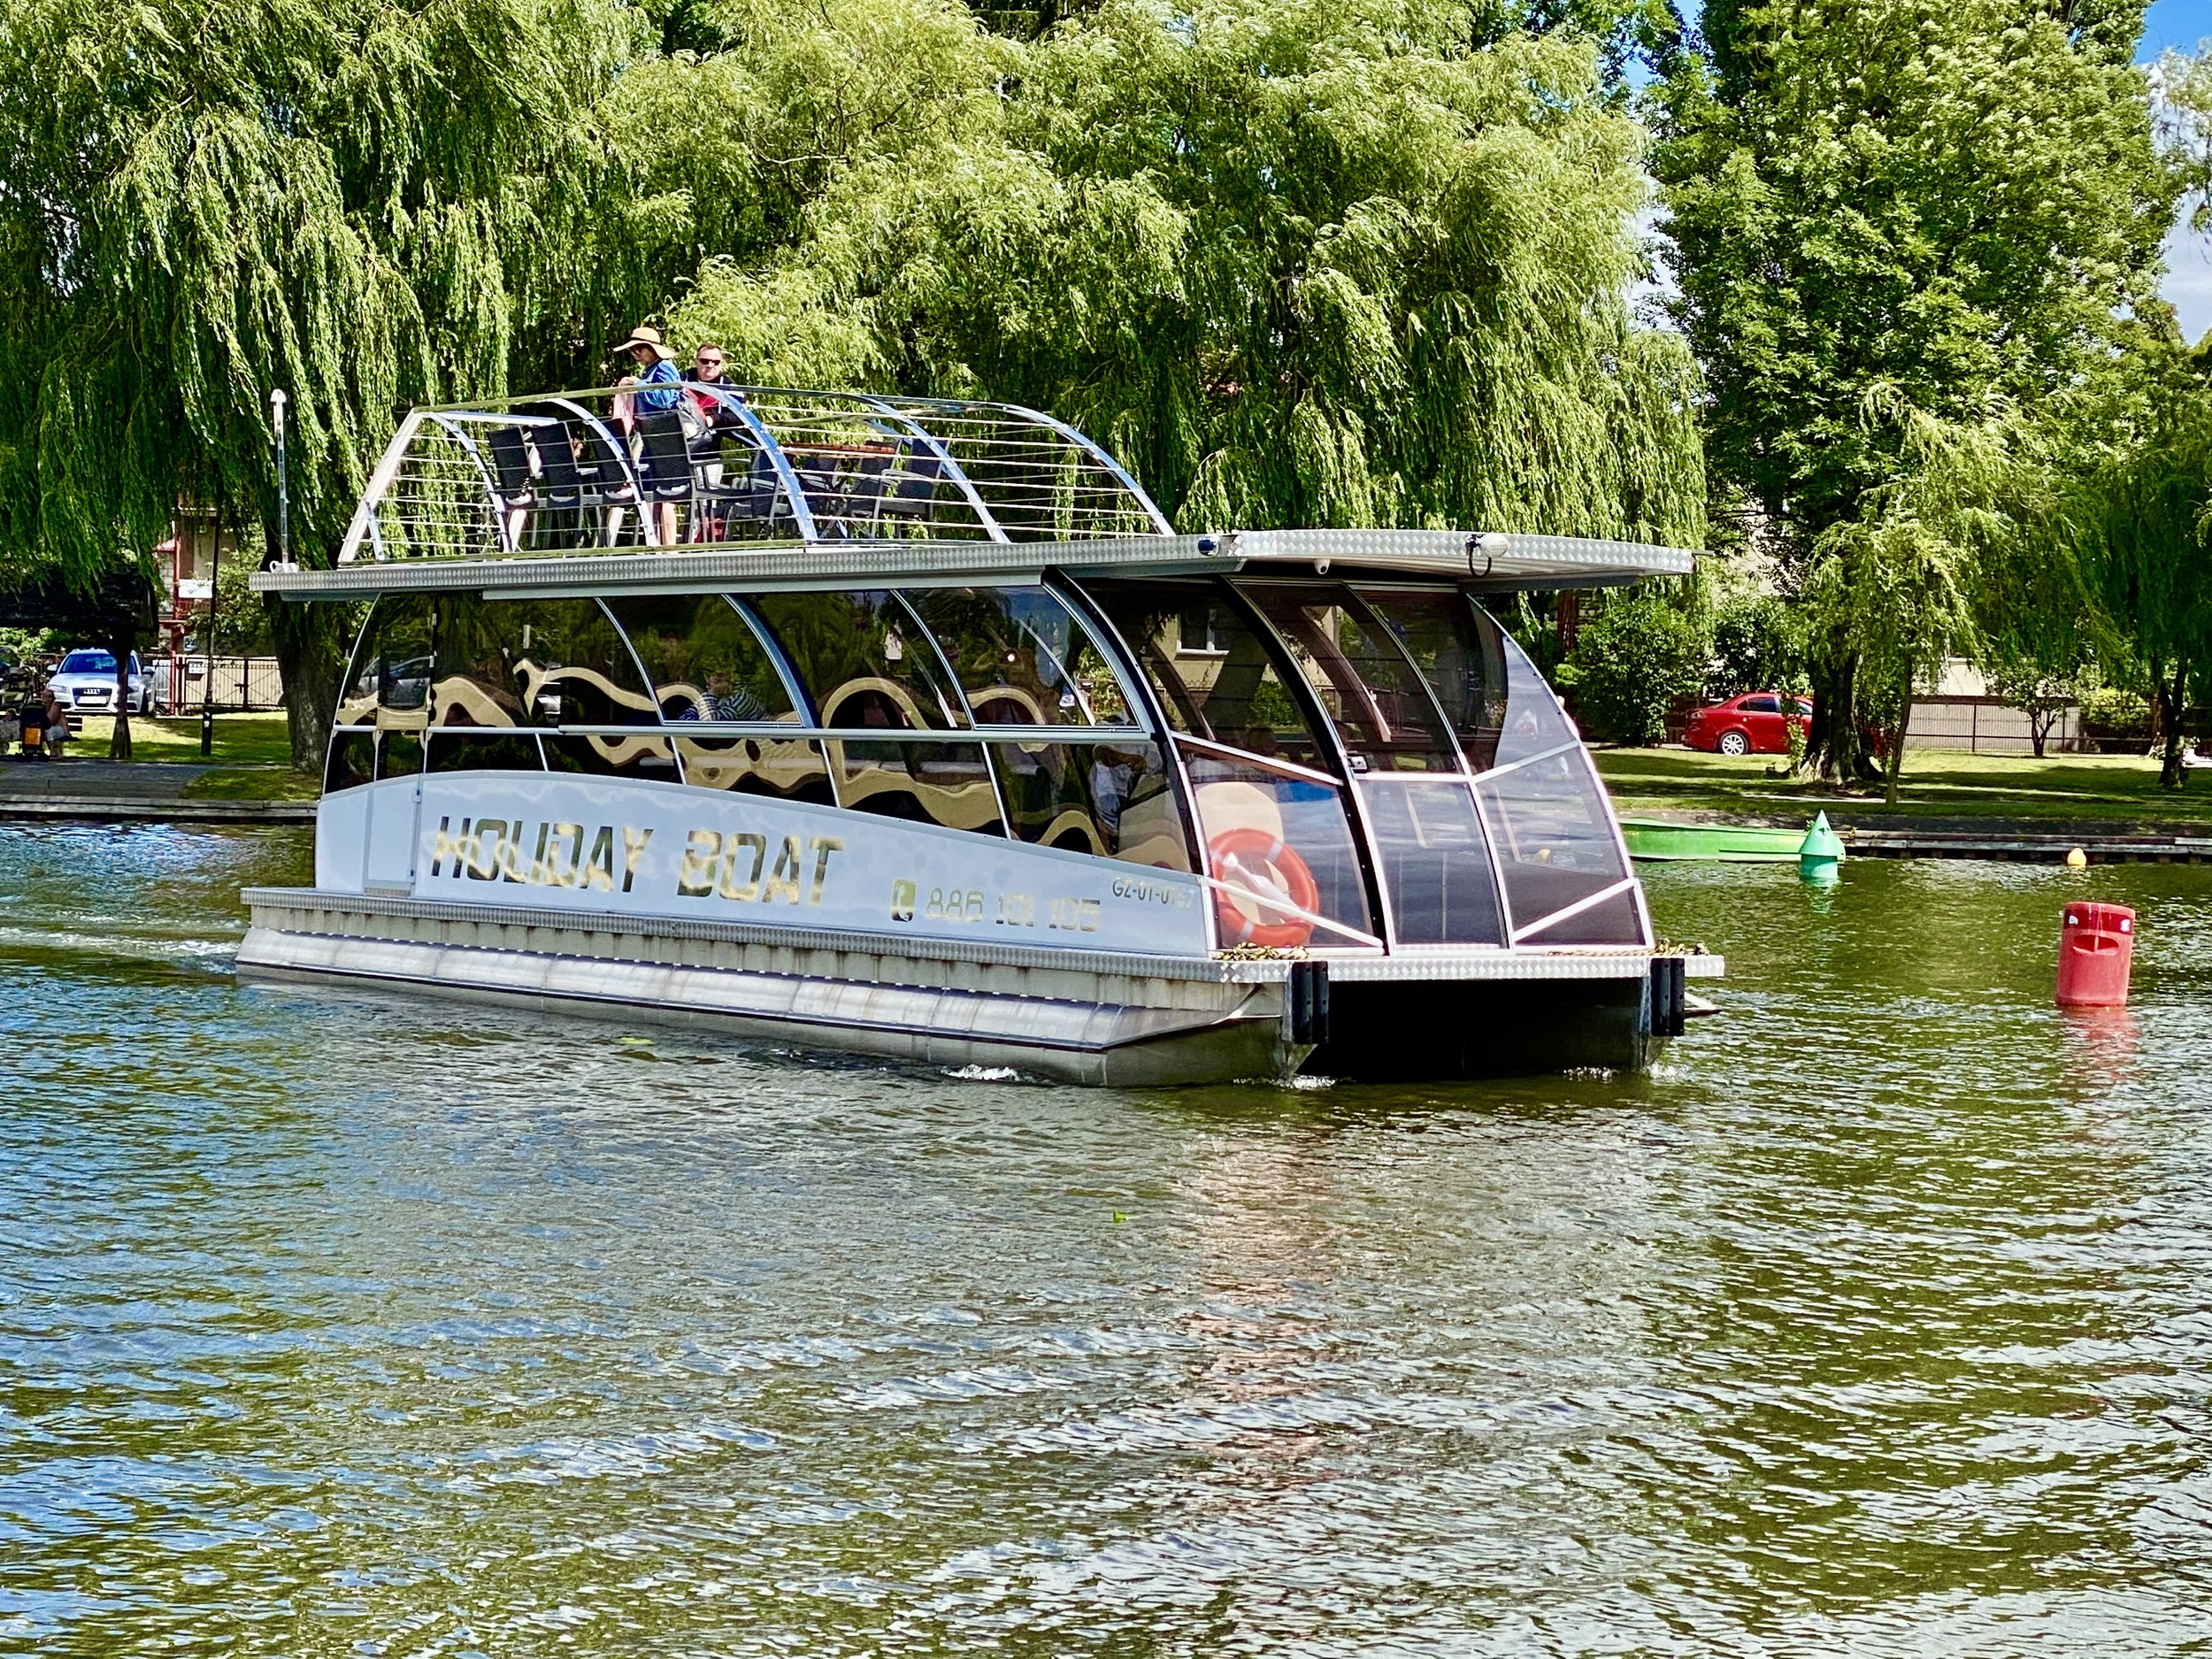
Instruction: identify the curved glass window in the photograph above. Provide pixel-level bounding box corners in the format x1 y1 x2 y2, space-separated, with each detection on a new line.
604 595 793 725
833 740 1004 834
426 595 658 730
1359 780 1505 946
673 733 834 805
1081 578 1329 771
428 731 544 772
547 733 680 785
748 589 966 731
1473 627 1641 945
326 597 434 793
1184 751 1377 949
326 729 373 793
1238 584 1458 773
378 732 424 780
1355 588 1509 772
989 740 1188 869
908 587 1134 726
333 595 435 727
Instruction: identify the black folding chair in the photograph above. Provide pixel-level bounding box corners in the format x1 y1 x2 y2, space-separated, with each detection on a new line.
511 406 593 548
570 416 641 545
874 447 947 531
484 425 538 550
826 450 894 535
696 442 781 538
633 410 697 546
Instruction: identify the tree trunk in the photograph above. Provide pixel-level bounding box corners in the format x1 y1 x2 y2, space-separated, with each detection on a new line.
1807 650 1863 784
106 622 136 760
273 597 349 775
1884 671 1913 806
2158 658 2191 789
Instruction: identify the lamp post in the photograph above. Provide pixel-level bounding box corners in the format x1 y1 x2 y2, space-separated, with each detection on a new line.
271 389 289 568
201 511 219 757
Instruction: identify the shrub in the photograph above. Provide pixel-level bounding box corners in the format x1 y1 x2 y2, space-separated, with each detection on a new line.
1561 594 1706 745
1710 595 1806 697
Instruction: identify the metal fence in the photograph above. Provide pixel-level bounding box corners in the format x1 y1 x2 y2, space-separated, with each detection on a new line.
1908 696 2082 756
161 655 285 712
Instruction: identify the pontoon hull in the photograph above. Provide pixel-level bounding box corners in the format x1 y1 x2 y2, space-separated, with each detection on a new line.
235 888 1714 1085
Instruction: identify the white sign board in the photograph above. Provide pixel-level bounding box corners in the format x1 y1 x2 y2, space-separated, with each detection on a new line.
345 773 1210 956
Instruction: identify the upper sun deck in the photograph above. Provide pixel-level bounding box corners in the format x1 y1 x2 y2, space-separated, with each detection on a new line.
257 382 1694 599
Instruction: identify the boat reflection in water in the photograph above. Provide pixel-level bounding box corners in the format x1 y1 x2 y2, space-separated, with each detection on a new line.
242 383 1722 1082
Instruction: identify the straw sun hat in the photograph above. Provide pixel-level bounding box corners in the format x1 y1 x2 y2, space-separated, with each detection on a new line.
614 325 676 362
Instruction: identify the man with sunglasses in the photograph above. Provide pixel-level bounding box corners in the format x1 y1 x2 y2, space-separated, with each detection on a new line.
683 345 747 432
681 343 757 538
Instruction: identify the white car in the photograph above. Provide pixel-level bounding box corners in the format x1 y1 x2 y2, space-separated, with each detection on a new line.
47 649 155 719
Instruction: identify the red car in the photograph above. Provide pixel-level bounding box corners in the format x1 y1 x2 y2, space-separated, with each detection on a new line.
1684 691 1813 756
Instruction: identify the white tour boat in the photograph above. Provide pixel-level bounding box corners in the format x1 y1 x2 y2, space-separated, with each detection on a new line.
242 383 1721 1083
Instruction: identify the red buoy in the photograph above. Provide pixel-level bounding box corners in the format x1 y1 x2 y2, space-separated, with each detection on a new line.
2056 902 2135 1008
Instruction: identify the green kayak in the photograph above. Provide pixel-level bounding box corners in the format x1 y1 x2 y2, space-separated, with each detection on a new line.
1620 817 1818 863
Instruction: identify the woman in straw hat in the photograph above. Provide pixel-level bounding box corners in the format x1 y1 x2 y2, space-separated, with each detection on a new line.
611 326 683 544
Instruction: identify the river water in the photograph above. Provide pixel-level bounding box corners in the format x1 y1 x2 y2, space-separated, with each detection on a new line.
2 823 2208 1655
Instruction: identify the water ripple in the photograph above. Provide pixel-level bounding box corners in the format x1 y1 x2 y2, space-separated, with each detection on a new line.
4 829 2212 1651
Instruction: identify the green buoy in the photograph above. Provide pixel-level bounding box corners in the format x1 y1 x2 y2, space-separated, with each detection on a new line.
1798 811 1844 886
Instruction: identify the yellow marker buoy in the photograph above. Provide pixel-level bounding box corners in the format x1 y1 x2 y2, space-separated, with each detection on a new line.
2066 847 2088 869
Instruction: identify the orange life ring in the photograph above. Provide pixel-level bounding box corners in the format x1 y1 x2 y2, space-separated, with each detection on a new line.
1207 827 1319 949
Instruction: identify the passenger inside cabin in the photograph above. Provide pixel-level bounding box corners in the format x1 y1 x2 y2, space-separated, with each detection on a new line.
685 670 766 724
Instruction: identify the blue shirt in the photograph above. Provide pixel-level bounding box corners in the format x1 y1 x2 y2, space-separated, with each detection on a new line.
634 357 681 411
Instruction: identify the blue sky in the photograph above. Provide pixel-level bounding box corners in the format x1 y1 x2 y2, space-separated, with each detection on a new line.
2144 0 2212 58
2146 2 2212 338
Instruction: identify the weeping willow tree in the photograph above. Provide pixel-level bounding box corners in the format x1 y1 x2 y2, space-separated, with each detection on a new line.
4 0 1702 776
0 0 657 765
669 0 1706 543
2059 346 2212 788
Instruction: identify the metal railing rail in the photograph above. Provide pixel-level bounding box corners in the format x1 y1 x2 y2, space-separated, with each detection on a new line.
338 383 1171 565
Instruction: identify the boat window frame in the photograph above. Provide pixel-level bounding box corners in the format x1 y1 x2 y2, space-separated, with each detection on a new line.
1234 580 1474 779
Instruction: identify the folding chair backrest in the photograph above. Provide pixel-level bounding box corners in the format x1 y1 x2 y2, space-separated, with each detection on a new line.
527 424 585 503
879 448 946 518
636 411 695 501
572 419 634 495
485 425 535 499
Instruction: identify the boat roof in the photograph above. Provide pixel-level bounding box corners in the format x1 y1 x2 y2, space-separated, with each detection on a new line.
255 382 1694 599
257 527 1692 600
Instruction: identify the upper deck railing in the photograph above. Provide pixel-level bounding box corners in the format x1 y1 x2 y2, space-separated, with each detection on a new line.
338 384 1173 565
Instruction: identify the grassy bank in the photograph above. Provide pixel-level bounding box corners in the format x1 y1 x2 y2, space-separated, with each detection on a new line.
1595 747 2212 828
69 712 295 768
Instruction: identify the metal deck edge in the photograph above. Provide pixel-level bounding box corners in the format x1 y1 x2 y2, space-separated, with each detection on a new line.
251 529 1696 601
240 887 1718 983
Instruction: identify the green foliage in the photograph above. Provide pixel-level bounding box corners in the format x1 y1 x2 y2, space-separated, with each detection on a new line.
0 0 1708 774
2061 344 2212 784
1657 0 2170 540
1558 589 1705 745
212 550 277 656
2078 680 2151 739
1656 0 2174 787
669 0 1708 541
1709 594 1804 695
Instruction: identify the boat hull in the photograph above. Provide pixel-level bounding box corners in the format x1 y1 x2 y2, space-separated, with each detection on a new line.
236 888 1718 1085
1619 817 1808 863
